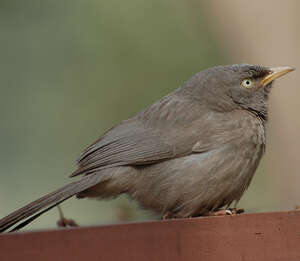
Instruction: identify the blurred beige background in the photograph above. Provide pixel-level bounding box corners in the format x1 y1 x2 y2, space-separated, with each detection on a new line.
0 0 299 231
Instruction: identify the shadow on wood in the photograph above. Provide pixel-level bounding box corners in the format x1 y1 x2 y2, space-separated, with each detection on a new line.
1 211 300 261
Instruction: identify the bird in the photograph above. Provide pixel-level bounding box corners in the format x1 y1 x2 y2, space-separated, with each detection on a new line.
0 64 294 232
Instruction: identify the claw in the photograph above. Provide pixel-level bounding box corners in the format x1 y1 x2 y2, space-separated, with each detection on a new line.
56 205 79 228
207 208 244 216
161 211 174 220
229 208 245 214
225 209 233 215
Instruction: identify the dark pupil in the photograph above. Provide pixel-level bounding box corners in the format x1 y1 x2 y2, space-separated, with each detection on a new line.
246 80 250 85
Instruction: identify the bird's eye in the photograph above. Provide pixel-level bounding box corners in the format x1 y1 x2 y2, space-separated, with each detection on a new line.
241 79 253 88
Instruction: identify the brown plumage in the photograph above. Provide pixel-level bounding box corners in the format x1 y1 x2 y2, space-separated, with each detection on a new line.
0 64 294 232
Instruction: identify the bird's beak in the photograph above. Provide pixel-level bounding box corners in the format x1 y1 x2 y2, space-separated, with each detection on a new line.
259 66 295 87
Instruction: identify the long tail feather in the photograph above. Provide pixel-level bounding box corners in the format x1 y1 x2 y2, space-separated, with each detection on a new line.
0 173 103 233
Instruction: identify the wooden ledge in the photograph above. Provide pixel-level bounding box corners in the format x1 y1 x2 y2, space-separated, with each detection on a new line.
1 211 300 261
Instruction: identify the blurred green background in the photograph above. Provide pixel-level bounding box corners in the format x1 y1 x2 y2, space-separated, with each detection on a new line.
0 0 299 231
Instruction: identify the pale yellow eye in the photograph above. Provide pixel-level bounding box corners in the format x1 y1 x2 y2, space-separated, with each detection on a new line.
241 79 253 88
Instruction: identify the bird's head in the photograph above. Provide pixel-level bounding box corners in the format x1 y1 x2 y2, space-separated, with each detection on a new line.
185 64 295 120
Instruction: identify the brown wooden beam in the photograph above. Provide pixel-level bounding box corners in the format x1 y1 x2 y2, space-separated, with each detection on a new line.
1 211 300 261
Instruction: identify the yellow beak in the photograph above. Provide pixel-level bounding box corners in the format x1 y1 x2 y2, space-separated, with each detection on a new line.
259 66 295 87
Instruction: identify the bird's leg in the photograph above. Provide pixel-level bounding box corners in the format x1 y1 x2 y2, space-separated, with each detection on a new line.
161 211 179 220
56 205 79 228
228 207 244 214
161 211 173 220
206 209 232 216
206 208 244 216
163 207 245 219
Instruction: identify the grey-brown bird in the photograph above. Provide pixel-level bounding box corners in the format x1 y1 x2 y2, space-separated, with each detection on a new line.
0 64 294 232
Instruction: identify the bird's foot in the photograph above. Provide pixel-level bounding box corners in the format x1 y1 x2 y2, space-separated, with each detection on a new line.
228 207 244 215
207 208 244 216
161 211 181 220
57 218 79 228
56 205 79 228
56 218 79 227
161 211 173 220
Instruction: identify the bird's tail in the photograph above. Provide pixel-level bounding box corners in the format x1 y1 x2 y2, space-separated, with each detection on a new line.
0 173 104 233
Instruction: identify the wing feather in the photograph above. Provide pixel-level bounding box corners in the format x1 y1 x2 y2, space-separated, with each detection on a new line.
71 90 245 177
71 120 176 177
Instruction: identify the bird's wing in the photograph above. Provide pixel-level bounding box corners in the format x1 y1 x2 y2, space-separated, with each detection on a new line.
71 93 195 177
71 92 241 177
71 120 177 176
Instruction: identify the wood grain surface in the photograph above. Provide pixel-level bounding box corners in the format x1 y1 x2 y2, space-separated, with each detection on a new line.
1 211 300 261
